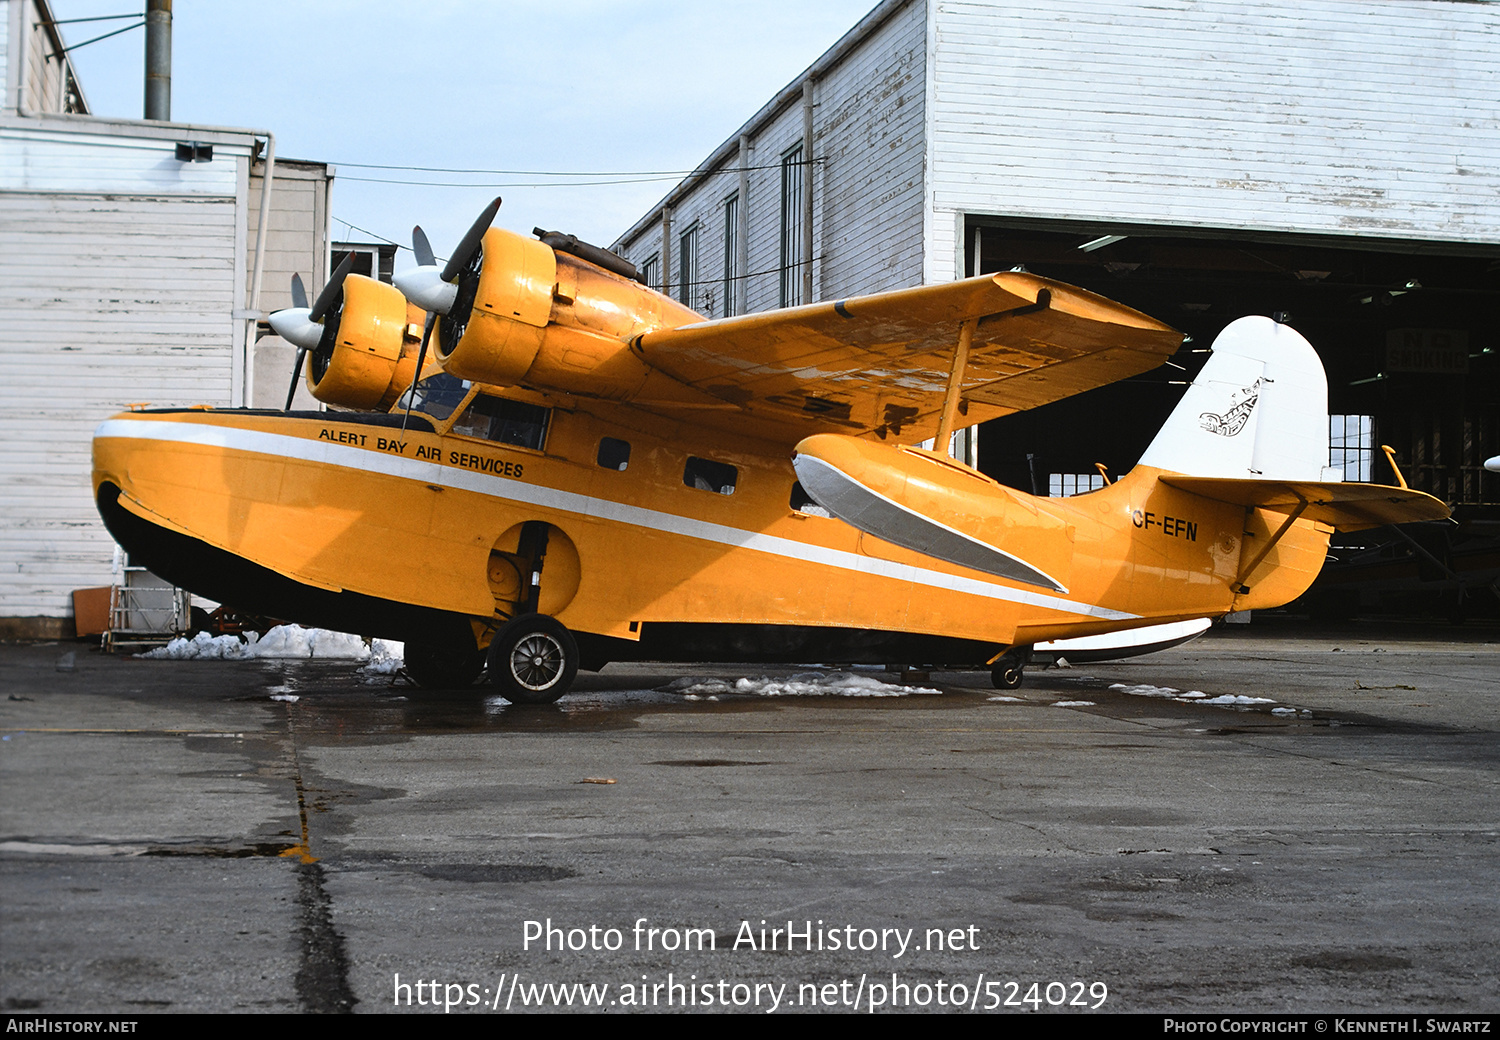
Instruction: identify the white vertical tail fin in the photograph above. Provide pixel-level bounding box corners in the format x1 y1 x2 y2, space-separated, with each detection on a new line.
1138 316 1335 481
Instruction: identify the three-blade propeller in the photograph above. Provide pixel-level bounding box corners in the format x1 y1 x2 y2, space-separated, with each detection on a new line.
393 197 502 430
268 253 354 411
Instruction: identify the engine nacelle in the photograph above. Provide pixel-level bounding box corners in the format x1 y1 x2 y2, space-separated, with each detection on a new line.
434 228 702 401
307 275 427 411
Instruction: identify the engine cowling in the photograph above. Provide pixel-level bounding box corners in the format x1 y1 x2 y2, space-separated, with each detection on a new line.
433 228 702 401
306 275 427 411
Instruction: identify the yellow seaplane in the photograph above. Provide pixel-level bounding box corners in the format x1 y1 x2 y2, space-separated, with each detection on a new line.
91 199 1448 701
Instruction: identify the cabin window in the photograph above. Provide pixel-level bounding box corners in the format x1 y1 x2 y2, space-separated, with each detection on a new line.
789 481 830 517
1048 473 1106 497
451 395 550 450
684 456 737 495
402 373 469 421
779 143 804 308
1330 414 1374 481
597 437 631 471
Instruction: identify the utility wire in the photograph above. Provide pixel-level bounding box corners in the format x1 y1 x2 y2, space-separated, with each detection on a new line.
332 158 824 177
331 213 826 299
337 173 689 189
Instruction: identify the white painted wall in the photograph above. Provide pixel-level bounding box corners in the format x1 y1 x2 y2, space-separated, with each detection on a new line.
0 119 326 622
615 0 927 312
924 0 1500 284
0 3 9 112
0 126 241 194
0 192 240 617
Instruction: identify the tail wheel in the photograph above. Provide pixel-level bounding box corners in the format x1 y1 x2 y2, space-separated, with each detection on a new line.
990 646 1031 690
486 615 578 704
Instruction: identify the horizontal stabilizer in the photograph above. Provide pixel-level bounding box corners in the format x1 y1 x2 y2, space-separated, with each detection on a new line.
1160 476 1450 531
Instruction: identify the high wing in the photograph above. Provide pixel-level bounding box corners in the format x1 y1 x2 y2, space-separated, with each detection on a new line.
634 271 1182 442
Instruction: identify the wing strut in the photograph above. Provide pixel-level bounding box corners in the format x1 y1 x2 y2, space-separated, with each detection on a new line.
1234 500 1309 593
933 318 977 456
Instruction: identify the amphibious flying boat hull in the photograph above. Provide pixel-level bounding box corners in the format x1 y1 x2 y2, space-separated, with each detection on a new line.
92 405 1267 670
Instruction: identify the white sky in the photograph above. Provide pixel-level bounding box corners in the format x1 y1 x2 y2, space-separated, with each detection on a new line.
49 0 878 270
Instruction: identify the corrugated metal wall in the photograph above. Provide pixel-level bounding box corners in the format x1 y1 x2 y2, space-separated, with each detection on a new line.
924 0 1500 282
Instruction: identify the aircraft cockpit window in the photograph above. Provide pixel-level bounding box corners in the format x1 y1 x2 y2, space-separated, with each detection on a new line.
597 438 631 471
684 457 737 495
399 374 470 422
450 395 550 450
789 481 831 517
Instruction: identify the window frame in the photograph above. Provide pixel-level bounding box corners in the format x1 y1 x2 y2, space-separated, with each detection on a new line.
722 193 739 318
677 221 699 308
779 143 805 308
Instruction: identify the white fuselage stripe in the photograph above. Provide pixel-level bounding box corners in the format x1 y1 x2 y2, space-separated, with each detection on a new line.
95 418 1138 621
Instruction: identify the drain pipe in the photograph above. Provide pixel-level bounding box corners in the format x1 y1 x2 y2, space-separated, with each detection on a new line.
243 133 277 408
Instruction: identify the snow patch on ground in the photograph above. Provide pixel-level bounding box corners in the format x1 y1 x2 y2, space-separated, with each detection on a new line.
1051 700 1096 707
141 625 405 675
1109 682 1276 706
365 639 405 674
987 695 1024 702
666 671 940 699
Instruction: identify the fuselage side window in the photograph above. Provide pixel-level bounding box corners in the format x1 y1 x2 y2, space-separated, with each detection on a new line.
684 457 737 495
597 437 631 471
451 394 550 451
789 480 830 517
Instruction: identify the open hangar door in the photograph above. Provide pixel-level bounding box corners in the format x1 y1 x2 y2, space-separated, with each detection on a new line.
966 218 1500 620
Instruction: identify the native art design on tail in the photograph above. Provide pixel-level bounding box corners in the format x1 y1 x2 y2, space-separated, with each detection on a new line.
1198 379 1261 437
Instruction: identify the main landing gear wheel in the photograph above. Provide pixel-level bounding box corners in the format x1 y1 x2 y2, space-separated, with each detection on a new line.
486 614 578 704
990 648 1031 690
402 640 485 690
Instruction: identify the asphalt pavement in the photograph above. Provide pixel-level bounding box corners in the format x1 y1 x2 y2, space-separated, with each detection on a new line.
1 618 1496 1014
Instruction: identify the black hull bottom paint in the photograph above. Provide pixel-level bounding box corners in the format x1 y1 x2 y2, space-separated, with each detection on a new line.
97 483 476 650
97 483 1000 668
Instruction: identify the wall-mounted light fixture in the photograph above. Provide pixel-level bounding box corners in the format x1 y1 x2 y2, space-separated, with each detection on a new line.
175 142 213 163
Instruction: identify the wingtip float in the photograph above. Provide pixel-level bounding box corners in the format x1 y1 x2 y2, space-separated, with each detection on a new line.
91 201 1449 702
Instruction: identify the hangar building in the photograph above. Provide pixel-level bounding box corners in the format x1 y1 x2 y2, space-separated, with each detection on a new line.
611 0 1500 616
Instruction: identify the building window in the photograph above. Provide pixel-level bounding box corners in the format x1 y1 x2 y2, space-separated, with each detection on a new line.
677 223 699 308
722 194 739 317
1048 473 1106 497
684 457 738 495
1330 415 1374 481
642 253 660 292
780 143 804 308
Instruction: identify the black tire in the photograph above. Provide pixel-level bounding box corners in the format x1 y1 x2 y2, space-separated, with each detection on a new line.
403 640 485 690
990 647 1030 690
992 663 1024 689
486 615 578 704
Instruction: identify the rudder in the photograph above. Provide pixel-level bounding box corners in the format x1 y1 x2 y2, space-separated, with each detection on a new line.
1137 316 1336 481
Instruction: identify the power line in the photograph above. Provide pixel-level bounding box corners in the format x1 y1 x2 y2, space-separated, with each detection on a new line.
332 158 824 177
332 218 412 253
337 173 687 189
